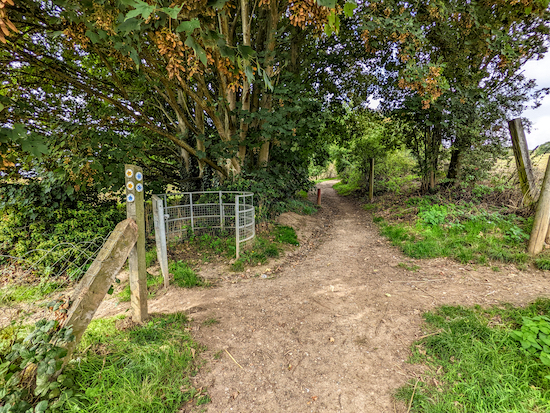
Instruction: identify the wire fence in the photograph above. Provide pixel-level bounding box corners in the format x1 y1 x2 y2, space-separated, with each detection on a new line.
0 233 112 328
151 191 255 262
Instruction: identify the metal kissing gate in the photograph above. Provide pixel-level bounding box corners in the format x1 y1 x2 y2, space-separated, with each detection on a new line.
151 191 255 281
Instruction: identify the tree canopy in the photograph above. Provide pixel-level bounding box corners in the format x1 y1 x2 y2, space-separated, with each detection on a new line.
1 0 549 195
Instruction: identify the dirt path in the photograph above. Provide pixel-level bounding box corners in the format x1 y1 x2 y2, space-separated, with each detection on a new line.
102 180 550 412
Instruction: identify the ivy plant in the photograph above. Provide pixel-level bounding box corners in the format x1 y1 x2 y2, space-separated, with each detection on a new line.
0 320 78 413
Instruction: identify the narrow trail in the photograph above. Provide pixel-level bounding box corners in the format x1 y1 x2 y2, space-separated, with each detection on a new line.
101 180 550 412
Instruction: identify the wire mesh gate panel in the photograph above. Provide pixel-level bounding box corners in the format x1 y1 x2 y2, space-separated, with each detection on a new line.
151 191 255 261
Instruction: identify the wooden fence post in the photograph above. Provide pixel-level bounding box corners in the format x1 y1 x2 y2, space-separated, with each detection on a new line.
63 219 138 363
152 195 169 288
528 157 550 255
125 164 148 323
508 118 536 205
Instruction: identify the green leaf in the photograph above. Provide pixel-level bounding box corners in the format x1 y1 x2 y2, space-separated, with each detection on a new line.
238 45 255 59
262 69 273 92
541 352 550 366
218 39 235 59
125 1 155 21
343 2 357 17
176 18 201 33
510 331 522 340
125 9 144 20
245 65 254 84
85 30 101 44
117 18 141 34
185 37 207 66
35 400 49 413
160 5 183 19
129 47 140 67
525 6 532 14
317 0 336 7
207 0 228 9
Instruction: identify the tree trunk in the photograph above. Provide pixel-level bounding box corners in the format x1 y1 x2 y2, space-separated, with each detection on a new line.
368 158 374 202
196 100 206 177
238 0 251 167
446 146 462 183
257 0 278 168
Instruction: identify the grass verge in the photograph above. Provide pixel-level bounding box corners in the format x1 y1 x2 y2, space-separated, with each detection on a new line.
67 313 207 413
0 281 61 304
118 263 204 302
397 300 550 412
230 225 298 271
373 201 536 268
333 180 360 196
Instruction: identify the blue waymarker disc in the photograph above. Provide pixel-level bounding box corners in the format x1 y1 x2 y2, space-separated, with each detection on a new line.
136 183 143 192
127 194 135 202
136 172 143 181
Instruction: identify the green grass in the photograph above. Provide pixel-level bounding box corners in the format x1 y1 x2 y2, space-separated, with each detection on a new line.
535 254 550 271
118 262 203 302
333 180 360 196
398 262 420 272
67 313 207 413
314 177 338 183
396 300 550 412
145 248 157 268
275 225 299 246
230 229 296 271
202 317 219 326
0 281 60 304
375 205 532 267
362 203 377 211
284 198 317 215
170 261 204 288
118 271 165 302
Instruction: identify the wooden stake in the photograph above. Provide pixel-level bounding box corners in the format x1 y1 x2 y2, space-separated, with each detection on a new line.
125 164 148 323
508 118 536 205
528 157 550 255
63 219 138 367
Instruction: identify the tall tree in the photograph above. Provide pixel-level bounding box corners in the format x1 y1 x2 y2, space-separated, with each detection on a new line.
361 0 550 190
1 0 345 183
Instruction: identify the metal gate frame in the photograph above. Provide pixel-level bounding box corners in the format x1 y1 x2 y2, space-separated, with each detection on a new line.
152 191 255 283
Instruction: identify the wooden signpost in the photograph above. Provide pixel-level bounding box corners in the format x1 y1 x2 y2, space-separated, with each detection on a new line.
125 164 148 323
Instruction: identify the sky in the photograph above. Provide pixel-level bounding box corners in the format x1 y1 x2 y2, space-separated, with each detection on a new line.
522 53 550 149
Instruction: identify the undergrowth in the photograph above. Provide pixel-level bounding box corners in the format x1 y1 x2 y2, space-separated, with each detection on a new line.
371 196 536 268
397 300 550 412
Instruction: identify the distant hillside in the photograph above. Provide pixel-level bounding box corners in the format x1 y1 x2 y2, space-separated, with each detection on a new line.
532 141 550 156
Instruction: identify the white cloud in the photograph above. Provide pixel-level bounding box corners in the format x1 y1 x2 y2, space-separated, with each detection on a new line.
521 53 550 148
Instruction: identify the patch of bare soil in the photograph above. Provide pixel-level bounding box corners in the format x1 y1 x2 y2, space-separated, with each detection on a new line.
96 180 550 412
